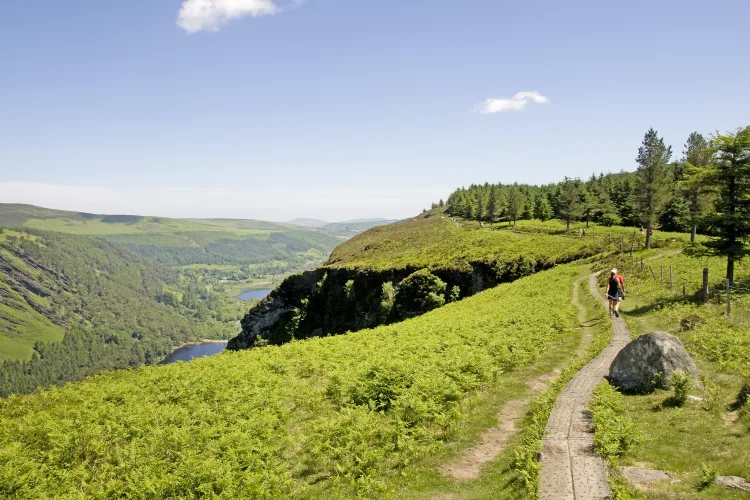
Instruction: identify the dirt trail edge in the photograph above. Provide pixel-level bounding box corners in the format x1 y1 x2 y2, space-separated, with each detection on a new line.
539 273 632 500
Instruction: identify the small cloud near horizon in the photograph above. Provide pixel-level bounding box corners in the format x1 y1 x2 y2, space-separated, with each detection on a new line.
477 91 549 113
177 0 280 34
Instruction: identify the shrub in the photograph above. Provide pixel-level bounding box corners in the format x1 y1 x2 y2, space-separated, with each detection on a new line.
600 213 622 227
696 462 717 491
590 381 641 460
392 269 446 320
379 282 396 318
670 370 691 407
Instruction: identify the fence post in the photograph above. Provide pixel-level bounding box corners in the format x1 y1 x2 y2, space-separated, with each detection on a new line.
726 279 731 316
649 265 657 280
660 264 664 282
670 265 673 291
702 268 709 304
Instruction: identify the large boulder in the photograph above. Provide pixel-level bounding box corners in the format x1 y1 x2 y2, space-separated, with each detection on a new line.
609 332 699 393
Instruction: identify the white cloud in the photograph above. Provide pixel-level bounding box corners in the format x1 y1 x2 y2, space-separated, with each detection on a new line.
177 0 280 34
0 182 448 222
477 91 549 113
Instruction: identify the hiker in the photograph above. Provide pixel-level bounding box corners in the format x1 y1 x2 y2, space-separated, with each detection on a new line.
606 268 624 317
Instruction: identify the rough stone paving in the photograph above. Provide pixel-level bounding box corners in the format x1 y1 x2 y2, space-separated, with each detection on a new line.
539 274 631 500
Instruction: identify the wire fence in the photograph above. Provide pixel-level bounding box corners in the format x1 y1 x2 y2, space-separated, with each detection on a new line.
623 256 748 316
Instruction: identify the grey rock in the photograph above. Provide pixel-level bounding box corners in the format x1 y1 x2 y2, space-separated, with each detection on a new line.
609 332 699 393
716 476 750 491
620 466 671 484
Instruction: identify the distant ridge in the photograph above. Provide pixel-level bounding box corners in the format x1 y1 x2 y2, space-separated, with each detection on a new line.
286 218 329 228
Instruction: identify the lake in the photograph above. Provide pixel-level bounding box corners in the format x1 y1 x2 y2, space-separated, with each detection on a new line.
235 288 272 300
161 341 228 364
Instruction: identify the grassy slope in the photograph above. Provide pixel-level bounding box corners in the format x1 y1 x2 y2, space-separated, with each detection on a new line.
592 250 750 499
0 263 585 498
327 212 692 271
0 228 199 363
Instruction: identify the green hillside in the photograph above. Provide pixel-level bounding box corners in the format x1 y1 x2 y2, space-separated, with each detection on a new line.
0 227 244 396
326 212 682 271
0 261 586 498
230 211 693 349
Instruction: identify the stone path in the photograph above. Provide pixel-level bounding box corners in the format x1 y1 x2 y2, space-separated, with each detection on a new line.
539 273 632 500
440 277 592 483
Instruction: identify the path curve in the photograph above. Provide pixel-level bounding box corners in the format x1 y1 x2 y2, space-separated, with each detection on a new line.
539 273 632 500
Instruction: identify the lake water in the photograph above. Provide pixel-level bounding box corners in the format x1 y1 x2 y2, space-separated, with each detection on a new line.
162 341 228 364
235 288 272 300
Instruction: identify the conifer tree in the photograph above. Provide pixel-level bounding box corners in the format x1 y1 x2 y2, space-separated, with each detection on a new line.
635 128 673 248
534 195 552 221
507 187 525 226
557 177 584 231
486 185 498 222
699 127 750 284
678 132 714 242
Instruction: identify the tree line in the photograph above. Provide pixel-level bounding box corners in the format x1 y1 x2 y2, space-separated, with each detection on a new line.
442 126 750 284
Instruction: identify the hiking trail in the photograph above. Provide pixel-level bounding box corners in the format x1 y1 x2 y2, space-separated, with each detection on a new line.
439 276 594 483
538 273 632 500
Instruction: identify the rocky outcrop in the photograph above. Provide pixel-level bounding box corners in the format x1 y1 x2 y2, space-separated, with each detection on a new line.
716 476 750 491
609 332 699 393
620 466 671 484
228 255 562 350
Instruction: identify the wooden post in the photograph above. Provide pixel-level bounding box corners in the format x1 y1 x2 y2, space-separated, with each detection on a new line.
660 265 664 282
726 279 731 316
649 265 657 280
670 265 673 291
702 268 709 304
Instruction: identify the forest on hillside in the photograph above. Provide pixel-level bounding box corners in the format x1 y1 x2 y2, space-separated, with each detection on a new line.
441 127 750 283
0 229 248 396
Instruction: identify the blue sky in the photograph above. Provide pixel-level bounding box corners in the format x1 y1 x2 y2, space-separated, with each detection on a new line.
1 0 748 221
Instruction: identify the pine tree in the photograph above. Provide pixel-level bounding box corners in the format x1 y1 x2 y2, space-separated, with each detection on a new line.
678 132 714 242
522 191 535 220
507 187 525 226
635 128 673 248
557 177 584 230
534 195 552 221
487 186 498 223
700 127 750 284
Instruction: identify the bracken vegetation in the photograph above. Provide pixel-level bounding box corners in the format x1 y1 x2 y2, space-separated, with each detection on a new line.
0 264 582 498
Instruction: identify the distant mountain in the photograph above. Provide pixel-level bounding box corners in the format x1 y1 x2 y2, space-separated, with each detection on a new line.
0 203 341 269
322 218 397 234
340 218 389 223
286 218 330 228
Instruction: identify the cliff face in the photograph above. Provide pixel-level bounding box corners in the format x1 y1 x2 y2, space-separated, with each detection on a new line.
227 255 556 350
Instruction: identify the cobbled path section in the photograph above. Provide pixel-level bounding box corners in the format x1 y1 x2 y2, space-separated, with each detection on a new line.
539 273 632 500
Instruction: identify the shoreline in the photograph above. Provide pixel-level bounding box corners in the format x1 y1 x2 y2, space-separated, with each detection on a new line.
170 339 230 351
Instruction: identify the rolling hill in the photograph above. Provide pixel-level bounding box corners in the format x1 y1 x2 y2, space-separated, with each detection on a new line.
0 203 342 270
229 210 695 349
0 228 208 396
